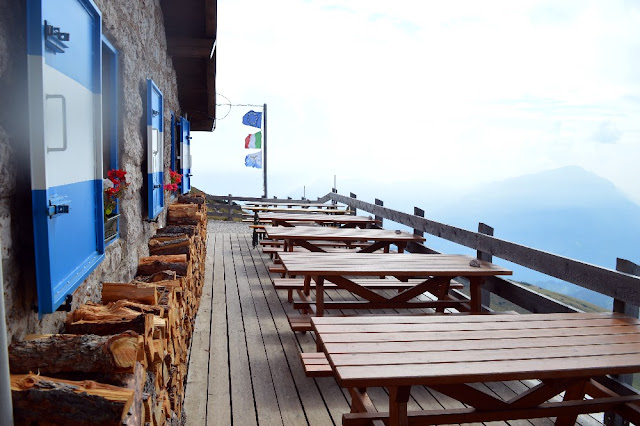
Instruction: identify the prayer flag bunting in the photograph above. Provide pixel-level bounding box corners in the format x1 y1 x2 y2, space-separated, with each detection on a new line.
242 110 262 128
245 132 262 149
245 151 262 169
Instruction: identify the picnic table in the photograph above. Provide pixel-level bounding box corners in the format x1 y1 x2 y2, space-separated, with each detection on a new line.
311 312 640 426
277 252 512 315
257 212 377 228
265 226 425 254
245 201 342 209
244 206 351 214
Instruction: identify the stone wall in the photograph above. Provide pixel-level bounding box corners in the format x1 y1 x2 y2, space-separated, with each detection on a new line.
0 0 181 341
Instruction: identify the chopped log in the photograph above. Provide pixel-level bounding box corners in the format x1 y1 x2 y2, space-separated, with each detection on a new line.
65 313 152 336
137 254 188 277
11 374 134 425
156 225 197 237
119 361 147 426
102 282 158 305
177 194 205 205
167 216 203 226
67 301 162 323
149 235 192 257
134 270 178 283
9 332 141 375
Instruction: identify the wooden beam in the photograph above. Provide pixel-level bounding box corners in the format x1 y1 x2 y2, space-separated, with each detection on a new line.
167 37 215 58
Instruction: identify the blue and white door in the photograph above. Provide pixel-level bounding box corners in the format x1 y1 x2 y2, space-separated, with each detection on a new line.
27 0 104 313
147 79 164 219
179 116 191 194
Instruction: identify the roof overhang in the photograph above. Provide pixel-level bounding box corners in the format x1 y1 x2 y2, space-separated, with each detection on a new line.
160 0 217 131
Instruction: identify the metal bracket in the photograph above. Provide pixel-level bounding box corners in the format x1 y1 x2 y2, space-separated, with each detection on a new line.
55 295 73 312
47 194 71 218
44 20 70 54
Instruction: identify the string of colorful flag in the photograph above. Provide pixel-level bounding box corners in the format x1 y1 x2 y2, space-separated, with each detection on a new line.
243 110 262 169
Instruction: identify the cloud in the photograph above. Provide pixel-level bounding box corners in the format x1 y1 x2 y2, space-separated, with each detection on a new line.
592 120 622 144
195 0 640 205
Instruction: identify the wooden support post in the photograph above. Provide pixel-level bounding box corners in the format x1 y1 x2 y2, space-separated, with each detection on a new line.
350 192 357 216
374 199 383 228
477 223 494 312
227 194 232 221
606 258 640 426
413 207 424 237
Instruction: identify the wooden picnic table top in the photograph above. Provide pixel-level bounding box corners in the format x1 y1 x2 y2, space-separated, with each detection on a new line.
244 206 351 214
312 312 640 388
277 252 510 277
264 227 425 244
257 212 376 225
245 202 342 208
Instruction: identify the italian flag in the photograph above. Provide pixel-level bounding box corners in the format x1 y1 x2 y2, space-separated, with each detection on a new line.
245 131 262 149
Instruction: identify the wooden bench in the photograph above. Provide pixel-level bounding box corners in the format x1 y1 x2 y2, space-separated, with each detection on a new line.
300 352 333 377
274 278 464 303
268 265 286 276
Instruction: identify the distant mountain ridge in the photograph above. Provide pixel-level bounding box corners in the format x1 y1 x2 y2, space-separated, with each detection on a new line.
426 166 640 309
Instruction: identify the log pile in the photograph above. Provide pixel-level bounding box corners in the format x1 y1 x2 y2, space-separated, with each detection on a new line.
9 195 208 425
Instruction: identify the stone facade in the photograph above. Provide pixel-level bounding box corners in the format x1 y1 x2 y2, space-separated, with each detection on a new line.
0 0 181 341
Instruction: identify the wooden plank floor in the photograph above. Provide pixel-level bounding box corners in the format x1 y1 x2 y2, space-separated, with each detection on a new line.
183 225 605 426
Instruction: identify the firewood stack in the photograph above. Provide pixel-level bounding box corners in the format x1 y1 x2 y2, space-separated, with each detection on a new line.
8 194 208 425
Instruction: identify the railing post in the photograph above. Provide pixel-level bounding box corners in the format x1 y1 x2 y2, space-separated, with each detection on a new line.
374 198 383 227
349 192 357 216
605 258 640 426
477 223 494 312
413 207 424 237
227 193 232 221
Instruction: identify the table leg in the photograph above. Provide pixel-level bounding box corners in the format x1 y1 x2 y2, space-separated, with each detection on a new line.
388 386 411 426
555 379 587 426
469 277 486 313
316 276 325 317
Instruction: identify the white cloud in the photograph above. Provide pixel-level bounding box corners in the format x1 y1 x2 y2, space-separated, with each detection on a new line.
192 0 640 205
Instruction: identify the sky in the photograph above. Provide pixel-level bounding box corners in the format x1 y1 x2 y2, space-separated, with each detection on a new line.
190 0 640 205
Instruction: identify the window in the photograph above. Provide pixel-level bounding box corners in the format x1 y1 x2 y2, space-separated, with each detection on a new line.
102 36 119 243
147 79 164 219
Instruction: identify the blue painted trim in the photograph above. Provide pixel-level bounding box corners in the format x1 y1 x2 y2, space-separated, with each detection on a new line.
148 171 164 219
180 116 191 194
147 79 163 132
170 112 176 172
27 0 102 92
32 179 105 315
147 79 164 219
102 36 119 244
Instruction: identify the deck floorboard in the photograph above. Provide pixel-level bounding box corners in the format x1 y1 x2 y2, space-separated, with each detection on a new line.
184 224 606 425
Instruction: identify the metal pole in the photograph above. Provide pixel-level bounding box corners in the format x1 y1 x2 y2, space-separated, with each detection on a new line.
263 103 268 198
0 239 14 425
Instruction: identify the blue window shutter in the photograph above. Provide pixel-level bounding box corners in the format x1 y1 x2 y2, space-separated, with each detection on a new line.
27 0 104 314
179 117 191 194
170 112 176 172
147 79 164 219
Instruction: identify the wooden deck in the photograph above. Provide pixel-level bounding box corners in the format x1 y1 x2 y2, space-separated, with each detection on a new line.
183 225 605 425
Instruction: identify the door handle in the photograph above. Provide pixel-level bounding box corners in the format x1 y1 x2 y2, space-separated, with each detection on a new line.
46 94 68 152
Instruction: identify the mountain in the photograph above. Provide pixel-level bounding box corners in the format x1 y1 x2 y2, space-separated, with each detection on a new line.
425 166 640 309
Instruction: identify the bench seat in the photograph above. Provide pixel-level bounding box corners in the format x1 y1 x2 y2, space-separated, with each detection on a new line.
274 278 463 302
300 352 333 377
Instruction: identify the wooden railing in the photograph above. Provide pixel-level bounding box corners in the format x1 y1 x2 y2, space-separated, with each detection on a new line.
318 191 640 317
205 194 314 221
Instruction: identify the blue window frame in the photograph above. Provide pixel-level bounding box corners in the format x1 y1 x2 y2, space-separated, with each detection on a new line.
102 36 119 243
178 116 192 194
147 79 164 219
27 0 104 314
